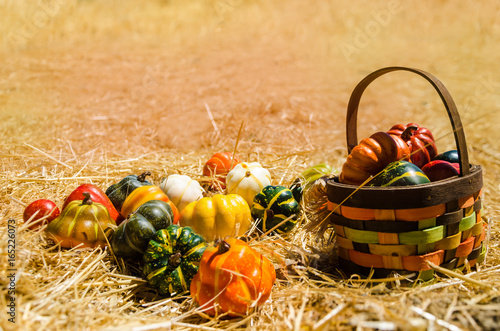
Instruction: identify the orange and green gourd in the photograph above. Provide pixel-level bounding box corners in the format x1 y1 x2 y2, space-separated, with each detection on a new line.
251 185 299 234
120 185 180 223
143 225 206 296
105 171 153 213
190 238 276 316
110 199 175 257
46 192 116 249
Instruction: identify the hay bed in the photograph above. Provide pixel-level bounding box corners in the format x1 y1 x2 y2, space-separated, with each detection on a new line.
2 138 500 331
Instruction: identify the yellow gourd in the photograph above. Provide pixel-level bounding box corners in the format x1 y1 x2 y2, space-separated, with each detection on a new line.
179 194 252 241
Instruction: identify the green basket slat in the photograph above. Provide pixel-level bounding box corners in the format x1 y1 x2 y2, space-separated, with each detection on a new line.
399 226 445 245
339 212 477 245
418 218 436 230
343 227 380 244
459 212 477 232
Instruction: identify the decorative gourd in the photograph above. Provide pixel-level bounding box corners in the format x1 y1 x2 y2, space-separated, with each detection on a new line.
434 150 459 163
46 192 116 249
226 162 272 207
105 171 153 213
190 238 276 316
387 123 438 168
301 163 333 185
63 183 120 222
369 161 430 187
23 199 60 230
159 174 204 212
120 185 180 223
421 160 460 182
203 152 241 190
290 163 333 202
179 194 252 241
110 200 175 257
251 185 300 234
134 199 175 229
339 132 411 185
289 178 303 204
143 225 207 296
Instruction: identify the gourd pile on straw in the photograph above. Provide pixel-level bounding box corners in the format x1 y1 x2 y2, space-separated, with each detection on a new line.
1 1 500 330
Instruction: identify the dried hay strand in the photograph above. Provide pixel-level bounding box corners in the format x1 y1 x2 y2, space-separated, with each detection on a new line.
1 1 500 330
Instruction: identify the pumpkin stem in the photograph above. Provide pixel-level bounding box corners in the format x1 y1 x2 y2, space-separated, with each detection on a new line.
137 171 152 182
168 252 182 268
245 170 251 177
82 192 93 205
401 124 419 141
216 240 231 255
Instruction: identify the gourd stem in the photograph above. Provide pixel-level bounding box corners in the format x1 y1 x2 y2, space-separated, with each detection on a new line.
82 192 93 205
245 171 251 177
137 171 152 182
266 209 274 220
168 252 182 268
401 125 419 141
216 240 231 255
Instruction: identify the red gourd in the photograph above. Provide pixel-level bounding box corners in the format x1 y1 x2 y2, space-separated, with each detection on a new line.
63 184 120 222
387 123 438 169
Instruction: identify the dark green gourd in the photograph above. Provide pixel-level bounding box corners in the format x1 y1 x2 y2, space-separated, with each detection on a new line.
369 161 430 187
110 199 174 257
251 185 300 234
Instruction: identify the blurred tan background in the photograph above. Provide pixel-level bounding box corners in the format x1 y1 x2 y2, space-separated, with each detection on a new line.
1 0 499 160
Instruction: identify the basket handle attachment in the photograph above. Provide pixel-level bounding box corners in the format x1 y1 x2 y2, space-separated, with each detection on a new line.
346 66 470 176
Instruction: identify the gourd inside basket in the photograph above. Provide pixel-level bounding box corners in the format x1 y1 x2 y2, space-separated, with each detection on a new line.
326 67 487 282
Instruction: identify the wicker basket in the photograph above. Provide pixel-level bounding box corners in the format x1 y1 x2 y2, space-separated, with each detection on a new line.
327 67 487 281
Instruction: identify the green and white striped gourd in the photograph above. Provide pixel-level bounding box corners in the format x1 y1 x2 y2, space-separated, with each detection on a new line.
143 225 206 296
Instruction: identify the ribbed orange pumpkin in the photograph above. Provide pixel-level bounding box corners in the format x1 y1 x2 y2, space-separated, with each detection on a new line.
339 132 411 185
190 238 276 316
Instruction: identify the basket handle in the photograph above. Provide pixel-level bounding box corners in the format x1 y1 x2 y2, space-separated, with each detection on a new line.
346 66 470 176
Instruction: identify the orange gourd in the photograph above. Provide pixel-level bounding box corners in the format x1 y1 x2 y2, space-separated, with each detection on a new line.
120 185 180 224
190 238 276 316
339 132 411 185
203 152 241 190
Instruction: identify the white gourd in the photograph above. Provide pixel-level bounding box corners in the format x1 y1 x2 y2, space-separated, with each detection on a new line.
226 162 271 207
159 174 204 212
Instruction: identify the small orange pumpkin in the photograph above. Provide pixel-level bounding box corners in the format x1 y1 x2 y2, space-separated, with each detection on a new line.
339 132 410 185
190 238 276 316
203 152 241 190
120 185 180 224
